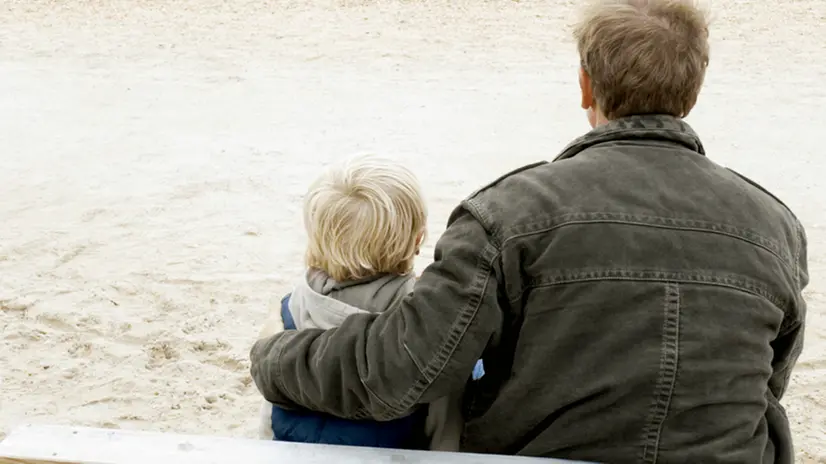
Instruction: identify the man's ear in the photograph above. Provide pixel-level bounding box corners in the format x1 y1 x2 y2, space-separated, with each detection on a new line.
579 67 594 110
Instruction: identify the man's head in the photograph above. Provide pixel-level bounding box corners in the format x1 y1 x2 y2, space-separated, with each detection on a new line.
303 154 427 282
574 0 710 126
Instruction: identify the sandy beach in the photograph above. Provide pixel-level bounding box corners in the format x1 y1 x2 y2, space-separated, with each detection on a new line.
0 0 824 461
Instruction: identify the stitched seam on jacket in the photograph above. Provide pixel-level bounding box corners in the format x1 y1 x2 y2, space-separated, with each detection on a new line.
463 162 549 218
795 222 803 289
511 270 788 310
384 243 499 418
403 341 429 380
465 197 501 247
503 212 788 262
640 283 681 464
502 216 792 271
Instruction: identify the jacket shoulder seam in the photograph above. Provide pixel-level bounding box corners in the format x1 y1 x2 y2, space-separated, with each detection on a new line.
465 160 548 202
464 160 548 242
726 168 798 219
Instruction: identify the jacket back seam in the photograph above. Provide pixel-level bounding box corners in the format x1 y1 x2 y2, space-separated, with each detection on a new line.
501 218 793 272
510 272 787 311
640 283 681 463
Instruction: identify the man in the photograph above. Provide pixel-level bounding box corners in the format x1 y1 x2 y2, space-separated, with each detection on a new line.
250 1 808 462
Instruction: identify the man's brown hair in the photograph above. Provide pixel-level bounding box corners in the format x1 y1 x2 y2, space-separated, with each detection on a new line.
574 0 710 120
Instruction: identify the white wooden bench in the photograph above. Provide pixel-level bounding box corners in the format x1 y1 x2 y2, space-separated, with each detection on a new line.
0 425 588 464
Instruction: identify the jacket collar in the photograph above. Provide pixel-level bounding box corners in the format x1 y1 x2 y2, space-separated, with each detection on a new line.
554 114 706 162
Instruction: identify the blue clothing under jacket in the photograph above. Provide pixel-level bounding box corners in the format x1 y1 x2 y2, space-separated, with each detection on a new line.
270 294 429 449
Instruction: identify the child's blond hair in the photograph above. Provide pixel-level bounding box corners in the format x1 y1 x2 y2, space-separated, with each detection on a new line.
303 154 427 282
574 0 710 119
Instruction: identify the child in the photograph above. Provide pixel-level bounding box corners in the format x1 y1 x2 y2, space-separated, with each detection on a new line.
256 154 481 450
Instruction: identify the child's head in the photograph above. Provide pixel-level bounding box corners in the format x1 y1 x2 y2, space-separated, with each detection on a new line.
302 154 427 282
574 0 710 125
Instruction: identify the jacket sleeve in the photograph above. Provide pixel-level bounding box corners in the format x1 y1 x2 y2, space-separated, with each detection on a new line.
769 219 808 400
249 205 503 421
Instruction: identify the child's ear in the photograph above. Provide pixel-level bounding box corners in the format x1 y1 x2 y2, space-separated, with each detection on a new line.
415 231 424 255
